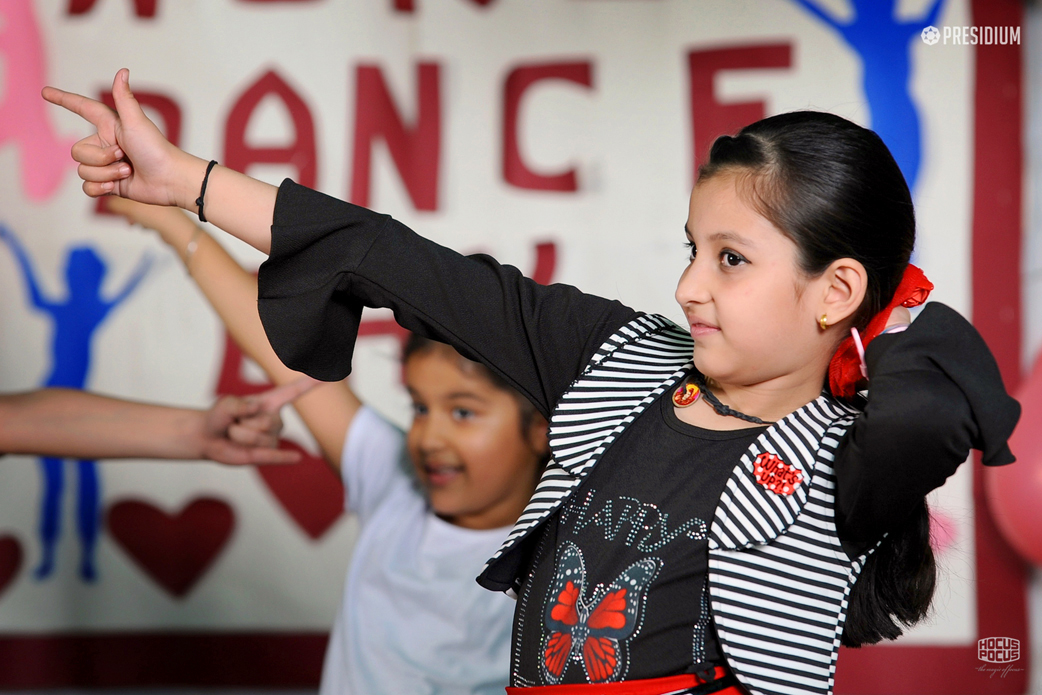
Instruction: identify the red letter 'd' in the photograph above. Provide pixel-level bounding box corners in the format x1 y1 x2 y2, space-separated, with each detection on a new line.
224 70 317 188
351 63 440 211
503 62 592 192
68 0 157 17
687 45 791 176
96 91 181 215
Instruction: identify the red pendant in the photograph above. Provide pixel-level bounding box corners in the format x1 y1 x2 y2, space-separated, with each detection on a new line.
673 381 701 407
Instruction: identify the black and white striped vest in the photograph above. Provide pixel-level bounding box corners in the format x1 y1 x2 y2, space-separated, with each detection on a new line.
477 314 873 695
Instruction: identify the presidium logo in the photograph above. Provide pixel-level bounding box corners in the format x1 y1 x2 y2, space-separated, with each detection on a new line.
921 24 1021 45
977 637 1024 679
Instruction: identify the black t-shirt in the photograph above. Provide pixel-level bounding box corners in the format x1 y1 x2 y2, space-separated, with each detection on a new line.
511 390 764 686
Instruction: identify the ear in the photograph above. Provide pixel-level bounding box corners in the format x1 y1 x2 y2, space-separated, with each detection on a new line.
819 258 868 326
527 413 551 457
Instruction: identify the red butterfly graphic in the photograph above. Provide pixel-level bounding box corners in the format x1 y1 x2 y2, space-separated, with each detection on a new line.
541 541 661 684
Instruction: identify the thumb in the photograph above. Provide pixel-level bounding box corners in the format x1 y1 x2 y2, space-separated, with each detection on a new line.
111 68 145 127
215 394 263 424
256 376 322 413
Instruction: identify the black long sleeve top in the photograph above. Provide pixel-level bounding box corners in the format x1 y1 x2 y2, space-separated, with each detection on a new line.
258 181 1018 536
257 181 1020 679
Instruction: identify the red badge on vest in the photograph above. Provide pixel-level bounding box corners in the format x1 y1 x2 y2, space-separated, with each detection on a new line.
753 453 802 495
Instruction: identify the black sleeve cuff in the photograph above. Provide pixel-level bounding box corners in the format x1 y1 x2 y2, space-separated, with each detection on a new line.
257 180 390 381
863 302 1020 467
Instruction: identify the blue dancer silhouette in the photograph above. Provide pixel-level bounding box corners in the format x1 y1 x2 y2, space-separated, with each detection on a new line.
790 0 946 193
0 225 151 581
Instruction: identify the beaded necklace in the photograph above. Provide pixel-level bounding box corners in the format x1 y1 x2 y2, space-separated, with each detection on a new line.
671 371 774 426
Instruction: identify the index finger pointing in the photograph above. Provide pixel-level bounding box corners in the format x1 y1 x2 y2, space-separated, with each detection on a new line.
42 86 115 127
256 376 322 413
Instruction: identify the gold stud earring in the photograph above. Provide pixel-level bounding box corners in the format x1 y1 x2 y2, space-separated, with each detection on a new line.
819 314 829 331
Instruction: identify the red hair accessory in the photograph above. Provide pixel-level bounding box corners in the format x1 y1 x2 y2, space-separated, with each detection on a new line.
828 263 933 399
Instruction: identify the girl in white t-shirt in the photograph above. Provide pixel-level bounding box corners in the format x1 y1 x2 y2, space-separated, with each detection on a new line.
106 198 549 695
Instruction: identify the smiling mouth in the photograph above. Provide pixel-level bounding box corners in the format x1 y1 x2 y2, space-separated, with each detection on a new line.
423 463 463 486
690 322 720 338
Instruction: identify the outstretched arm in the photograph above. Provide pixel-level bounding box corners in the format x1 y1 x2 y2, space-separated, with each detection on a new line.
43 70 277 254
0 224 53 311
106 198 359 467
107 251 152 308
0 380 315 464
48 70 639 416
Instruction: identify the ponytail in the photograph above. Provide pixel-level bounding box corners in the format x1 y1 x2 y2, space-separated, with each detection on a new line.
842 499 936 646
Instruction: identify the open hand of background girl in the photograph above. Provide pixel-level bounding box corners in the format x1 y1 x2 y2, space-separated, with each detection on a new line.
45 69 1020 695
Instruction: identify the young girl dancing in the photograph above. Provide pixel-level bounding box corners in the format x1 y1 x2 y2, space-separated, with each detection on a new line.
104 197 550 695
45 70 1020 695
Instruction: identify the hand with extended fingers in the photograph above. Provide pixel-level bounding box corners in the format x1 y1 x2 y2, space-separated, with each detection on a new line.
45 69 279 254
42 68 206 209
201 377 321 465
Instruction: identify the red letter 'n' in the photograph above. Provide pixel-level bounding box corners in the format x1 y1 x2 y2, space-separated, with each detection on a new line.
351 63 441 211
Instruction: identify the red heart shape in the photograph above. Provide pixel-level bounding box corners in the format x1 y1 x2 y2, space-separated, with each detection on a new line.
106 498 235 598
0 535 23 600
256 441 345 540
214 334 344 540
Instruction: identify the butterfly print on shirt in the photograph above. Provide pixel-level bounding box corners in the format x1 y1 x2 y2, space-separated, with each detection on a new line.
541 541 661 684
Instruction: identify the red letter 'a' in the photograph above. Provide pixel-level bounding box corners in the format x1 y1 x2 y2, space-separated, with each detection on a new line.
503 62 593 192
224 70 317 188
687 44 791 176
95 91 181 215
68 0 157 17
351 63 440 211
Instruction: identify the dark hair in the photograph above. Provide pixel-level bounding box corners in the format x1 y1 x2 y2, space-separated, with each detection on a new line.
841 499 936 646
698 111 916 330
402 333 543 435
699 111 933 646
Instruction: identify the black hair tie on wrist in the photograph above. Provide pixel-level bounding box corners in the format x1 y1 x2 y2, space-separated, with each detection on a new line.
195 160 218 223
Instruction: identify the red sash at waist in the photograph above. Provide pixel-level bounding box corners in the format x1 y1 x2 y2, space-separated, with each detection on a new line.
505 666 743 695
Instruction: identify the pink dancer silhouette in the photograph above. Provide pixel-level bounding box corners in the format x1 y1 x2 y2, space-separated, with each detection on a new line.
0 0 75 201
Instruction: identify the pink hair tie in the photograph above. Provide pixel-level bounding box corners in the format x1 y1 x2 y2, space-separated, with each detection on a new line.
850 327 868 380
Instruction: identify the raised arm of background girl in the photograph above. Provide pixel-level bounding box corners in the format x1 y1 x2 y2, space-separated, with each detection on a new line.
105 197 359 467
43 69 277 253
